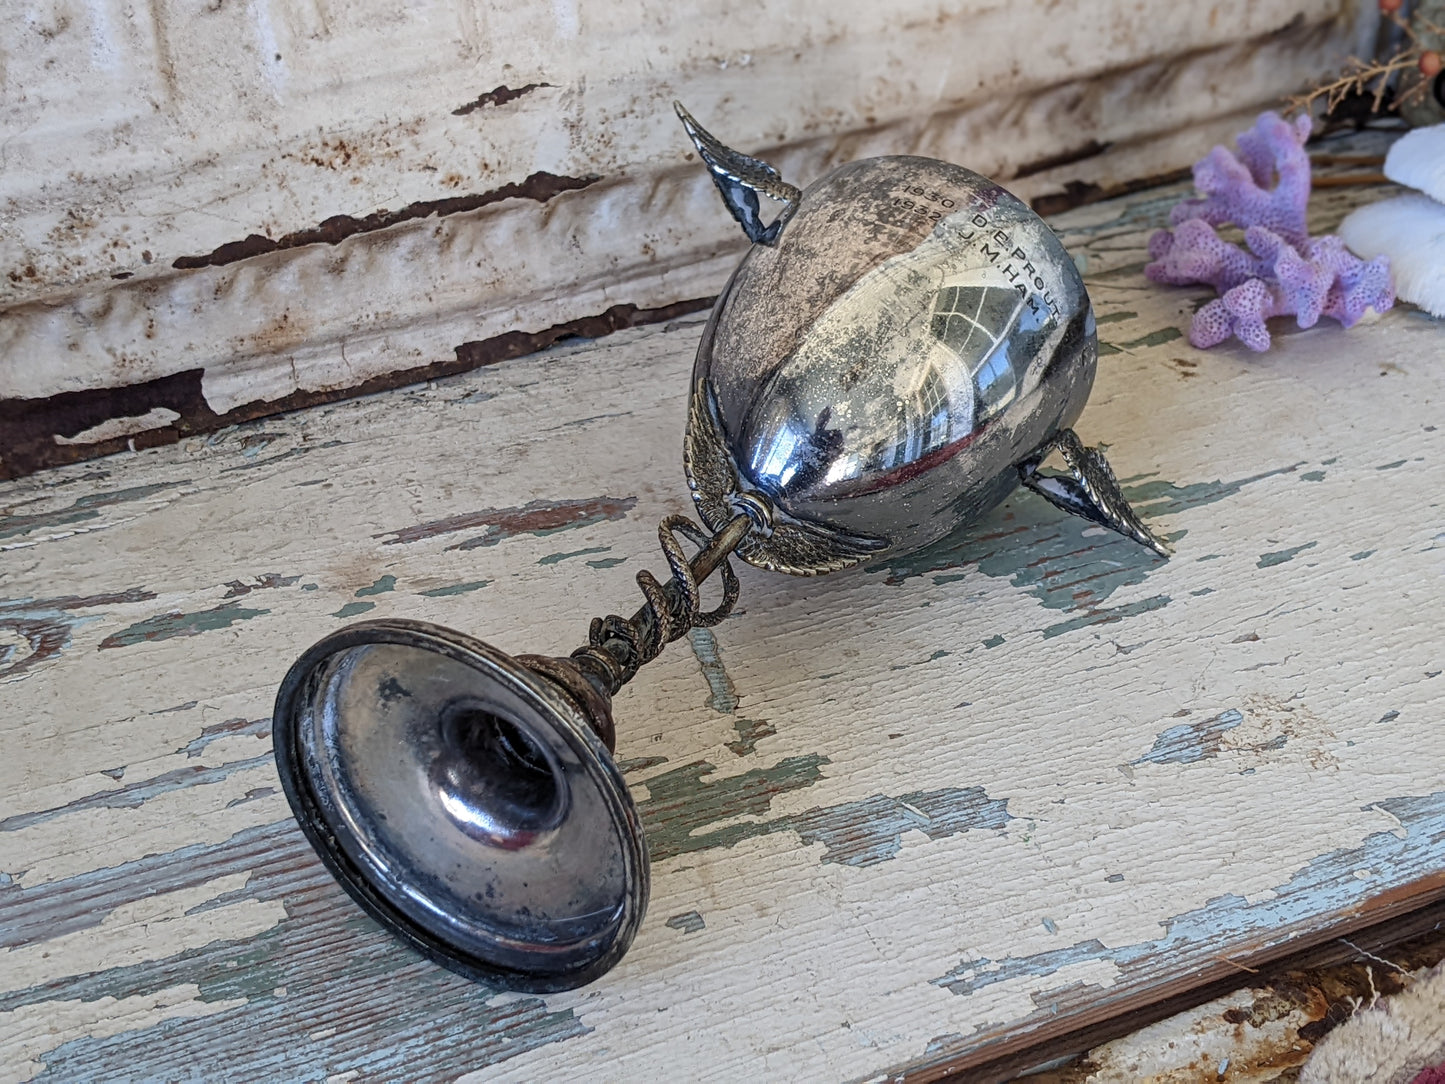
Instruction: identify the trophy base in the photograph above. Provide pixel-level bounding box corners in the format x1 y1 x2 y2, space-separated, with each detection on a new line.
272 619 648 991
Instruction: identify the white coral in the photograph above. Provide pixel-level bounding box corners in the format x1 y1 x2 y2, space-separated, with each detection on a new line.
1340 193 1445 318
1385 123 1445 204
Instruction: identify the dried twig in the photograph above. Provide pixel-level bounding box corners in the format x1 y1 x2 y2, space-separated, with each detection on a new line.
1285 10 1444 119
1308 154 1387 166
1214 954 1261 975
1311 172 1393 186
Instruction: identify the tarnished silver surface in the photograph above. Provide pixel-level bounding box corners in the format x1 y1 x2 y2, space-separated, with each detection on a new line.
273 621 647 991
686 154 1101 575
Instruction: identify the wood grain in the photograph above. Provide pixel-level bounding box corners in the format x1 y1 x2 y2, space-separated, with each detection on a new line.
0 0 1377 478
2 151 1442 1082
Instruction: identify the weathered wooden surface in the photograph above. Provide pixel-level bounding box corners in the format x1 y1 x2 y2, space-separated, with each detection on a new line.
1031 911 1445 1083
0 0 1377 477
2 161 1443 1082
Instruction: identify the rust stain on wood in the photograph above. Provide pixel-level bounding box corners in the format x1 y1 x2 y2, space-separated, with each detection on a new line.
451 82 554 116
0 616 71 679
377 495 637 548
221 574 300 599
0 589 156 679
7 588 157 610
170 172 598 270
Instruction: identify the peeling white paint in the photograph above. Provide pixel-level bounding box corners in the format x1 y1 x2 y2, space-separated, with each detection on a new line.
53 408 182 445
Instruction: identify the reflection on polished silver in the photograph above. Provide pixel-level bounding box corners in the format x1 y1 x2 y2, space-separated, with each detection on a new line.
272 104 1170 994
681 102 1170 569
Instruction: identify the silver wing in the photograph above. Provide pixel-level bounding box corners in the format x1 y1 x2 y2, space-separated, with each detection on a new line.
685 382 888 576
1018 429 1171 557
675 101 800 246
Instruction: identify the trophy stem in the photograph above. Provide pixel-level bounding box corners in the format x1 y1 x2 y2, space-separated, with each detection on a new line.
568 512 752 699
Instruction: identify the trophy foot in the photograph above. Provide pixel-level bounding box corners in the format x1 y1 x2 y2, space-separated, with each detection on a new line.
272 619 647 992
1017 429 1172 557
674 101 800 245
273 515 752 989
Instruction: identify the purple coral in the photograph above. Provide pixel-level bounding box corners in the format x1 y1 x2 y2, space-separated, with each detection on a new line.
1145 112 1393 352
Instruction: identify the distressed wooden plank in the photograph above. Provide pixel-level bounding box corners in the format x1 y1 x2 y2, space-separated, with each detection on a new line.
2 150 1443 1081
0 1 1378 478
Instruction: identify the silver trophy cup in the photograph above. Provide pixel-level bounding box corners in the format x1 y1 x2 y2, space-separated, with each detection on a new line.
272 104 1168 992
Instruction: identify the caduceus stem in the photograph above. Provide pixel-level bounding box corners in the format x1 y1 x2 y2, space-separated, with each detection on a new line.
569 513 753 696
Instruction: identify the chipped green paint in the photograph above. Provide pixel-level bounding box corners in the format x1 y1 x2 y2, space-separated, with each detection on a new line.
1 751 272 831
11 847 591 1080
687 627 776 756
871 495 1163 616
872 464 1292 624
982 635 1005 649
638 756 829 862
1258 541 1317 568
1097 341 1122 356
1041 594 1171 639
1301 470 1326 482
98 602 269 649
688 628 739 714
334 575 395 614
1 815 593 1084
586 556 628 569
419 580 491 597
1122 464 1300 514
1094 311 1137 324
0 481 189 542
1378 459 1408 470
666 911 706 934
1116 326 1183 350
927 788 1445 1023
539 545 610 566
355 575 396 596
635 758 1011 869
1351 550 1376 561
